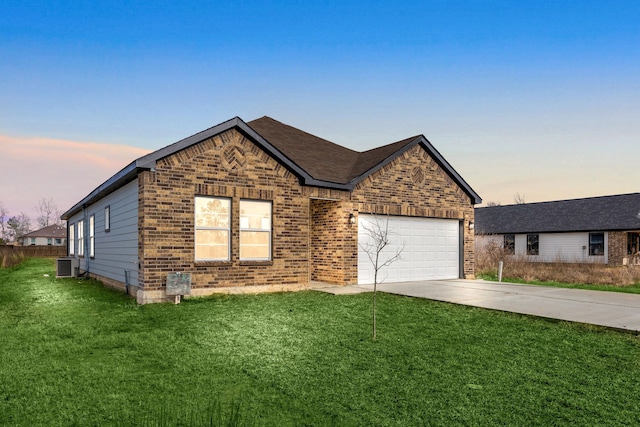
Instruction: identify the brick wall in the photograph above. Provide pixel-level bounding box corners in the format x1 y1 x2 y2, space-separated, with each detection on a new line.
135 130 477 302
138 129 310 300
608 231 627 265
309 199 358 285
351 144 476 278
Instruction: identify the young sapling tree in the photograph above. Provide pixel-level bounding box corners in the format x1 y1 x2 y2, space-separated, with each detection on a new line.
359 215 404 340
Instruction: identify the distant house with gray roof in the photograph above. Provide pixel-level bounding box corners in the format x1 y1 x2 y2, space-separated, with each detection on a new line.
19 224 67 247
475 193 640 265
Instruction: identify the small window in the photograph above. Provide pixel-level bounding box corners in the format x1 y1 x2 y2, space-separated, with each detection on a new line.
30 238 36 246
504 234 515 255
526 234 539 256
47 238 52 246
55 238 62 245
78 220 84 257
104 205 111 232
89 215 95 258
240 200 272 261
195 196 231 261
589 232 604 256
69 223 75 256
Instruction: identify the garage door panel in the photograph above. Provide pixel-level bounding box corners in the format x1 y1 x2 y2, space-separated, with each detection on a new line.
358 215 459 284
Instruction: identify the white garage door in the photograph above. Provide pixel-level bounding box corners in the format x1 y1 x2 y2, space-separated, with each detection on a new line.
358 214 460 284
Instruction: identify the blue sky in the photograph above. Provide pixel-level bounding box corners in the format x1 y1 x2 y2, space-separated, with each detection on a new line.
1 0 639 218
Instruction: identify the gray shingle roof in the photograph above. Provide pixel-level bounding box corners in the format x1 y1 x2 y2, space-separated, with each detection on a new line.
20 224 67 239
62 116 481 219
475 193 640 234
247 116 420 184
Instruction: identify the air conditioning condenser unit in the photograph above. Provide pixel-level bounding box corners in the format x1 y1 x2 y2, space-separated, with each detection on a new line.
56 257 79 278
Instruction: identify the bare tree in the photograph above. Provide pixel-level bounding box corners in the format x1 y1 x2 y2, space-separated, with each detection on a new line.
35 197 61 228
486 201 502 207
0 202 8 244
513 193 526 204
359 215 404 340
6 213 31 242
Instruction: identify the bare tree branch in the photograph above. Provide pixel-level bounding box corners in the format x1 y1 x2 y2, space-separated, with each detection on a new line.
513 193 526 204
35 197 62 228
358 214 405 340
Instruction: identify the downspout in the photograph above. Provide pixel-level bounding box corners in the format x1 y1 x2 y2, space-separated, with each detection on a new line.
459 220 465 279
308 198 312 285
83 205 89 276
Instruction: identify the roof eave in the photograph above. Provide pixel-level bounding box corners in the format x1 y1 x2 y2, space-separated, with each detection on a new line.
60 160 144 220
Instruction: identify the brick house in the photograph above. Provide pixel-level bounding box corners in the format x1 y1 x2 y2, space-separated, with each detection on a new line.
475 193 640 265
61 116 481 303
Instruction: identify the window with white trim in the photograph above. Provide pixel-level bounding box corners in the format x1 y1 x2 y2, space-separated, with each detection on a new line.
105 205 111 232
78 220 84 257
239 200 272 261
195 196 231 261
89 214 95 258
69 223 75 256
78 219 84 256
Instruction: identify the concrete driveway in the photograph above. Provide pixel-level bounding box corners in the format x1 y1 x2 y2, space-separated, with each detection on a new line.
354 279 640 334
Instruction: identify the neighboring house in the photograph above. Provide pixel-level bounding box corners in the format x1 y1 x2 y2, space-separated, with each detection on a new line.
19 224 67 246
475 193 640 265
61 116 481 303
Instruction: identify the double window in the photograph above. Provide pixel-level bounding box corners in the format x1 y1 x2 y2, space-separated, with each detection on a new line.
589 233 604 256
526 234 539 256
195 197 272 262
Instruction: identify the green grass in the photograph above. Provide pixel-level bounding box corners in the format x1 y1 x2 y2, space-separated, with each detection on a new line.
480 273 640 294
2 259 640 426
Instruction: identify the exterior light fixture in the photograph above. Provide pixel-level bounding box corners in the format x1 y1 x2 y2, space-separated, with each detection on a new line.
468 221 475 230
349 213 356 225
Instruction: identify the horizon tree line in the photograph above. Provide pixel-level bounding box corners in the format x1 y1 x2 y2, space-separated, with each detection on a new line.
0 197 64 244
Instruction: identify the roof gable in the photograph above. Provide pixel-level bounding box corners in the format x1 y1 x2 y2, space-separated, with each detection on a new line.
62 115 481 219
475 193 640 234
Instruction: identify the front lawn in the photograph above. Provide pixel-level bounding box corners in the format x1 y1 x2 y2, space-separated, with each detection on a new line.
2 259 639 426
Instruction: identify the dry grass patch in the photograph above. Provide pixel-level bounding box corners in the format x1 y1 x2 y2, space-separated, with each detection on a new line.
476 240 640 286
0 247 25 268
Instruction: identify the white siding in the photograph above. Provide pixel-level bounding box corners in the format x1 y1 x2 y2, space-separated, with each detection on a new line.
22 236 66 246
478 232 608 264
67 179 140 285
